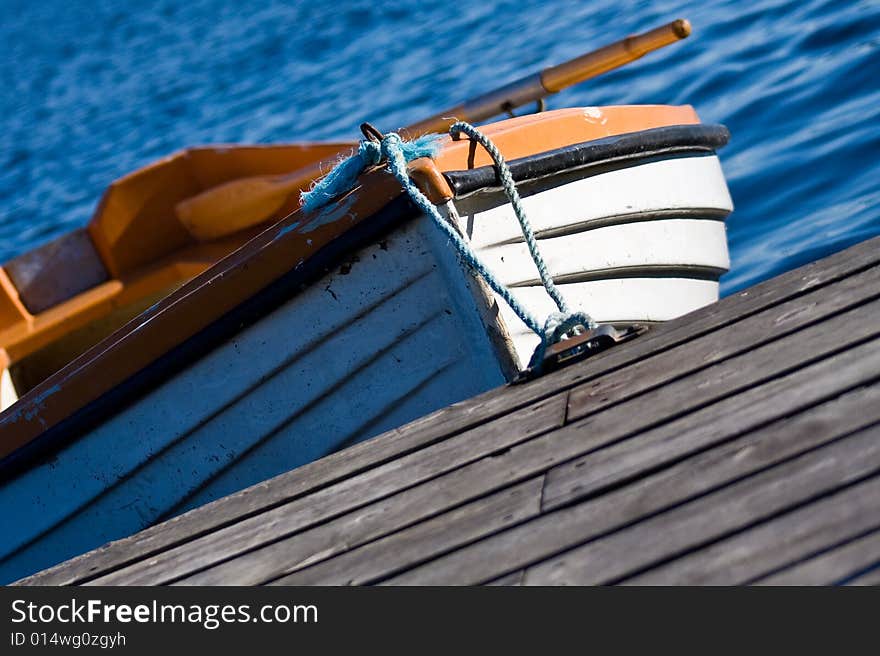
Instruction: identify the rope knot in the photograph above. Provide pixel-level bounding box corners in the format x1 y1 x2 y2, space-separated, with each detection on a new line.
300 131 443 213
357 139 382 167
543 311 588 343
379 132 404 154
526 311 593 369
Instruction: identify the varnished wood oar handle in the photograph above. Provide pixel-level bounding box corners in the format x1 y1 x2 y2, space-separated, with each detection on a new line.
403 18 691 136
541 18 690 92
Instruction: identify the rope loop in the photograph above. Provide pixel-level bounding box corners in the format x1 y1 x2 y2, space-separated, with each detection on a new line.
449 122 572 315
526 311 594 369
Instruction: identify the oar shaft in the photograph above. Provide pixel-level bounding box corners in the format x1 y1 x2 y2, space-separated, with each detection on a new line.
541 18 691 92
403 18 691 136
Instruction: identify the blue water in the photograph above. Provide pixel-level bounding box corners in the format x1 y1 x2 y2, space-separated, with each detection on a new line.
1 0 878 293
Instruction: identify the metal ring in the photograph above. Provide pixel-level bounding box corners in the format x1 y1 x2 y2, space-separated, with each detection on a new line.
360 122 385 143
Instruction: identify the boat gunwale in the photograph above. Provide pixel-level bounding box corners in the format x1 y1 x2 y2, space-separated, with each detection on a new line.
444 123 730 199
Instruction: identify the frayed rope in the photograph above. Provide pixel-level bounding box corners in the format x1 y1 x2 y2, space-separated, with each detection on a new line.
300 133 444 213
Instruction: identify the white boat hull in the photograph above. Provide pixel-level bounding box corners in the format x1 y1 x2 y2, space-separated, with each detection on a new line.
452 153 732 365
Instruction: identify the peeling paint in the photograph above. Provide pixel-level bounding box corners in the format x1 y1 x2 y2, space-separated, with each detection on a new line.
583 107 608 125
0 383 60 426
144 299 164 316
277 221 301 238
301 193 358 233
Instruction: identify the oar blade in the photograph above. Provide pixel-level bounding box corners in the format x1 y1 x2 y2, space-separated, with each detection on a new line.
176 176 293 241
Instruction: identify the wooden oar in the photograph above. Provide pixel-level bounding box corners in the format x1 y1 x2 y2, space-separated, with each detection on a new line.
176 18 691 241
404 18 691 136
177 161 326 241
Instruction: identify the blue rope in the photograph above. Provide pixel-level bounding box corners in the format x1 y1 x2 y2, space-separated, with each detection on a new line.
380 133 545 338
449 122 569 313
301 133 444 213
447 122 596 368
299 124 597 371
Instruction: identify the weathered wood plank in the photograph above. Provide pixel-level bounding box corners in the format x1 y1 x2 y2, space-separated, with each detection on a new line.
106 316 880 585
491 238 880 428
131 315 880 585
846 565 880 585
84 395 567 585
526 308 880 506
753 524 880 586
262 357 880 586
544 374 880 510
19 239 880 586
485 570 525 586
624 476 880 585
252 478 544 586
382 384 880 585
520 426 880 586
565 265 880 422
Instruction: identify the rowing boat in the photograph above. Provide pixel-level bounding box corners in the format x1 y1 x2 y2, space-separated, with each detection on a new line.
0 20 733 583
0 104 731 583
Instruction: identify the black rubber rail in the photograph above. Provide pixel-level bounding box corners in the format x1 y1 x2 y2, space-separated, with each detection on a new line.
444 124 730 198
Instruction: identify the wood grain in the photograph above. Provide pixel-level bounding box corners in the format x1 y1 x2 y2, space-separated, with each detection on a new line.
85 394 566 585
543 367 880 511
382 381 880 585
521 426 880 586
754 524 880 586
625 476 880 585
261 478 544 586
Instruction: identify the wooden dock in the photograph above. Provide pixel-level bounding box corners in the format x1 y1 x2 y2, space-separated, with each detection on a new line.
18 236 880 586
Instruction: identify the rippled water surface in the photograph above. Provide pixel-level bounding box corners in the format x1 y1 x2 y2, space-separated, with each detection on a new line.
2 0 878 293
